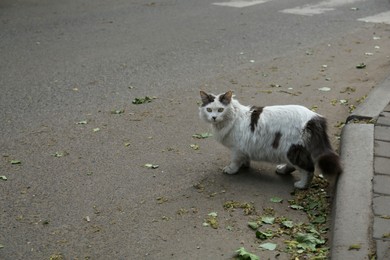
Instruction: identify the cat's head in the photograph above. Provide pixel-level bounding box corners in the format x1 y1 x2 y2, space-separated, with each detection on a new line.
199 90 233 124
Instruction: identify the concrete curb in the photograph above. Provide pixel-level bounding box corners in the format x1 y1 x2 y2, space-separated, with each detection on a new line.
331 124 375 259
347 76 390 122
331 75 390 259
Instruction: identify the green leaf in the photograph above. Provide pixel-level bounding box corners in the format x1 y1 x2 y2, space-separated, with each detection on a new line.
256 230 274 240
192 133 213 139
295 232 325 251
261 216 275 225
132 96 154 104
190 144 199 150
356 63 366 69
10 160 21 165
270 197 283 203
0 176 7 181
76 120 88 125
236 247 260 260
144 164 159 169
281 220 294 228
290 204 304 210
248 222 259 230
312 215 326 224
348 244 361 250
259 242 277 251
208 212 218 217
52 151 69 158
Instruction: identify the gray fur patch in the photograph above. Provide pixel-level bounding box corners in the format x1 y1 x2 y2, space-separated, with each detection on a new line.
287 144 314 172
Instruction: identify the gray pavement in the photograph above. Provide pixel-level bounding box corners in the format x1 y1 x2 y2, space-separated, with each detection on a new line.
331 77 390 259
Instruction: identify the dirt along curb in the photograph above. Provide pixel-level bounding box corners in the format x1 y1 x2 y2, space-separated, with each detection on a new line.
331 76 390 259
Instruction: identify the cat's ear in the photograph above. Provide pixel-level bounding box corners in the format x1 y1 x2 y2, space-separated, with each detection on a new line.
200 91 215 106
219 90 233 105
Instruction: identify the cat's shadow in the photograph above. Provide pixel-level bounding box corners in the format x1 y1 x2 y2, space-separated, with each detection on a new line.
212 163 297 193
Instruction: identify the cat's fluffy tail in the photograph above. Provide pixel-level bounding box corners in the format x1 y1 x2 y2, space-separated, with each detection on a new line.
317 151 342 175
305 115 342 175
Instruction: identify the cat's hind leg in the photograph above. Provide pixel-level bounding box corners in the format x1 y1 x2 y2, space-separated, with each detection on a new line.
275 164 295 175
286 144 315 189
294 170 314 189
223 150 247 175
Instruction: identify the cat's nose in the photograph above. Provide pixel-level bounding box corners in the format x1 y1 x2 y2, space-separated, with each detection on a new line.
212 116 217 121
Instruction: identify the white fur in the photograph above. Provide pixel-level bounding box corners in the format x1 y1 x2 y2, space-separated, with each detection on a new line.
199 92 321 189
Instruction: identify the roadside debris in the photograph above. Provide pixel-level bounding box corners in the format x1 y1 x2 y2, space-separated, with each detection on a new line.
132 96 156 104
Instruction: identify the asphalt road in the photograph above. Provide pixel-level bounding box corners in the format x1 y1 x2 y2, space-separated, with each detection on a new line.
1 0 390 259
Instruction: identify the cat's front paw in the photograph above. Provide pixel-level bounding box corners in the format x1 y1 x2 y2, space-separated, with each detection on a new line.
276 164 296 175
223 165 239 175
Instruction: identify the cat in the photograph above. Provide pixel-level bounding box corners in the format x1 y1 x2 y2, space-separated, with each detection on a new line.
199 90 342 189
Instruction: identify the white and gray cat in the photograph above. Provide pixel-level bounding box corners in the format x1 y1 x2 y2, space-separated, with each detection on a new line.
199 90 342 189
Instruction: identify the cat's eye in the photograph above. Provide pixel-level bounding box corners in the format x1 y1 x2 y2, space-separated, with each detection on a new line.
206 108 212 112
218 108 224 112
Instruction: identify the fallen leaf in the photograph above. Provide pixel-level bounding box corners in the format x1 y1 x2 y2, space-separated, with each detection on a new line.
348 244 361 250
132 96 154 104
192 133 213 139
76 120 88 125
290 204 304 210
236 247 259 260
10 160 21 165
248 222 259 230
0 176 7 181
259 242 277 251
256 230 274 240
190 144 199 150
156 197 168 204
282 220 294 228
318 87 331 92
340 86 356 93
383 233 390 238
93 128 100 132
270 197 283 203
52 151 69 158
312 215 326 224
261 216 275 225
144 164 159 169
205 214 218 229
356 63 366 69
208 212 218 217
